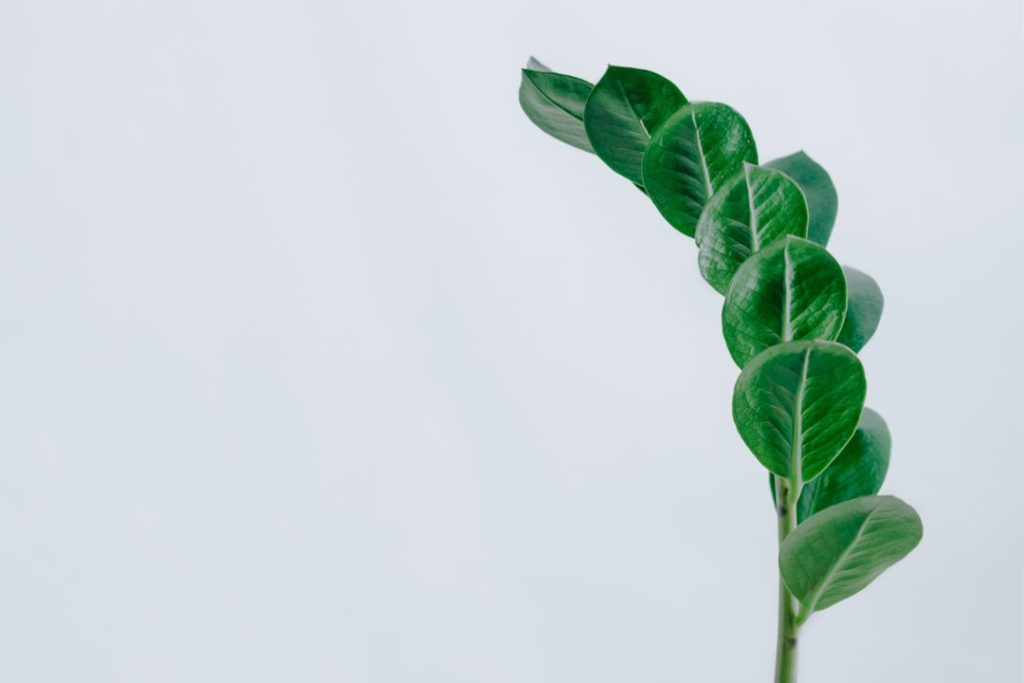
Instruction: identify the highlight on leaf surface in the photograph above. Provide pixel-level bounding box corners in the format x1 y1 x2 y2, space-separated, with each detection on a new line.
722 236 847 367
583 66 687 185
780 495 922 616
732 340 866 484
641 102 758 237
519 60 594 153
765 151 838 246
696 163 809 294
836 266 884 352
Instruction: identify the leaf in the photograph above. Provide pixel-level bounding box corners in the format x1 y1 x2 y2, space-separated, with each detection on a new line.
765 151 838 246
722 236 846 367
641 103 758 237
695 164 809 294
519 64 594 153
796 407 891 522
526 56 550 71
583 66 687 185
836 266 884 352
780 495 922 615
732 340 866 483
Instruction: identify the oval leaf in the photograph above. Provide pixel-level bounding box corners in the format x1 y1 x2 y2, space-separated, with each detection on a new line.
836 266 884 352
780 495 922 615
765 151 838 246
797 407 891 522
696 164 809 294
519 66 594 153
732 340 866 483
722 236 846 367
641 103 758 237
583 66 687 185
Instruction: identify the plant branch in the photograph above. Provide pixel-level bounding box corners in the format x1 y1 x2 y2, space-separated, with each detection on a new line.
774 477 800 683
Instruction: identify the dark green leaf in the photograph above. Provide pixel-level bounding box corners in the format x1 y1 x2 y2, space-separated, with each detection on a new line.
766 151 838 246
722 236 846 367
584 66 687 185
641 103 758 237
836 266 884 352
519 65 594 153
797 407 891 522
696 164 809 294
780 496 922 615
732 340 866 483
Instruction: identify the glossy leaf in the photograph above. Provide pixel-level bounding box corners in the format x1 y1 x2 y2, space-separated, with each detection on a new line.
722 236 846 367
584 66 687 185
780 496 922 614
765 151 838 246
696 164 809 294
797 407 891 522
518 59 924 656
519 63 594 153
837 266 884 352
732 340 866 483
641 103 758 237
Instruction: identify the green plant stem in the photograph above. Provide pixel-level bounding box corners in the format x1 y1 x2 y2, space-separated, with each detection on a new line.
774 477 800 683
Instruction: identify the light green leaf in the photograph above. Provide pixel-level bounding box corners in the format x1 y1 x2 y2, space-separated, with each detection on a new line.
641 103 757 237
519 64 594 153
837 266 884 352
583 66 687 185
732 340 866 483
765 151 838 246
797 407 891 522
526 56 550 71
722 236 846 367
780 496 922 615
696 164 809 294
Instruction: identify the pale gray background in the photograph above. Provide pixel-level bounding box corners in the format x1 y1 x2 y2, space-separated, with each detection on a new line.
1 0 1021 680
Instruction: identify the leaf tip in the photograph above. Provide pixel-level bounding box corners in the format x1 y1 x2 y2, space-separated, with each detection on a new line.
525 56 550 72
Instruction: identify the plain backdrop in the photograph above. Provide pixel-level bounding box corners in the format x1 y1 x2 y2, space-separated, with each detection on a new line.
1 0 1022 681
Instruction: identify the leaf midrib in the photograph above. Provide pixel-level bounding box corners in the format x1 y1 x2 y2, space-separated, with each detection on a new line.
614 78 651 138
527 72 585 122
800 507 878 615
789 347 810 487
691 108 713 199
744 165 760 251
782 242 794 342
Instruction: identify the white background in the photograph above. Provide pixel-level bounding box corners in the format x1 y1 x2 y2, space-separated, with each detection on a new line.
1 0 1022 680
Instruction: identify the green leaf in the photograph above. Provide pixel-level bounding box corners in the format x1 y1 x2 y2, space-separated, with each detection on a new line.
695 164 809 294
641 103 758 237
797 407 891 522
780 495 922 615
732 340 866 483
722 236 847 367
583 66 687 185
526 56 550 71
765 151 838 246
519 63 594 153
837 266 884 352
